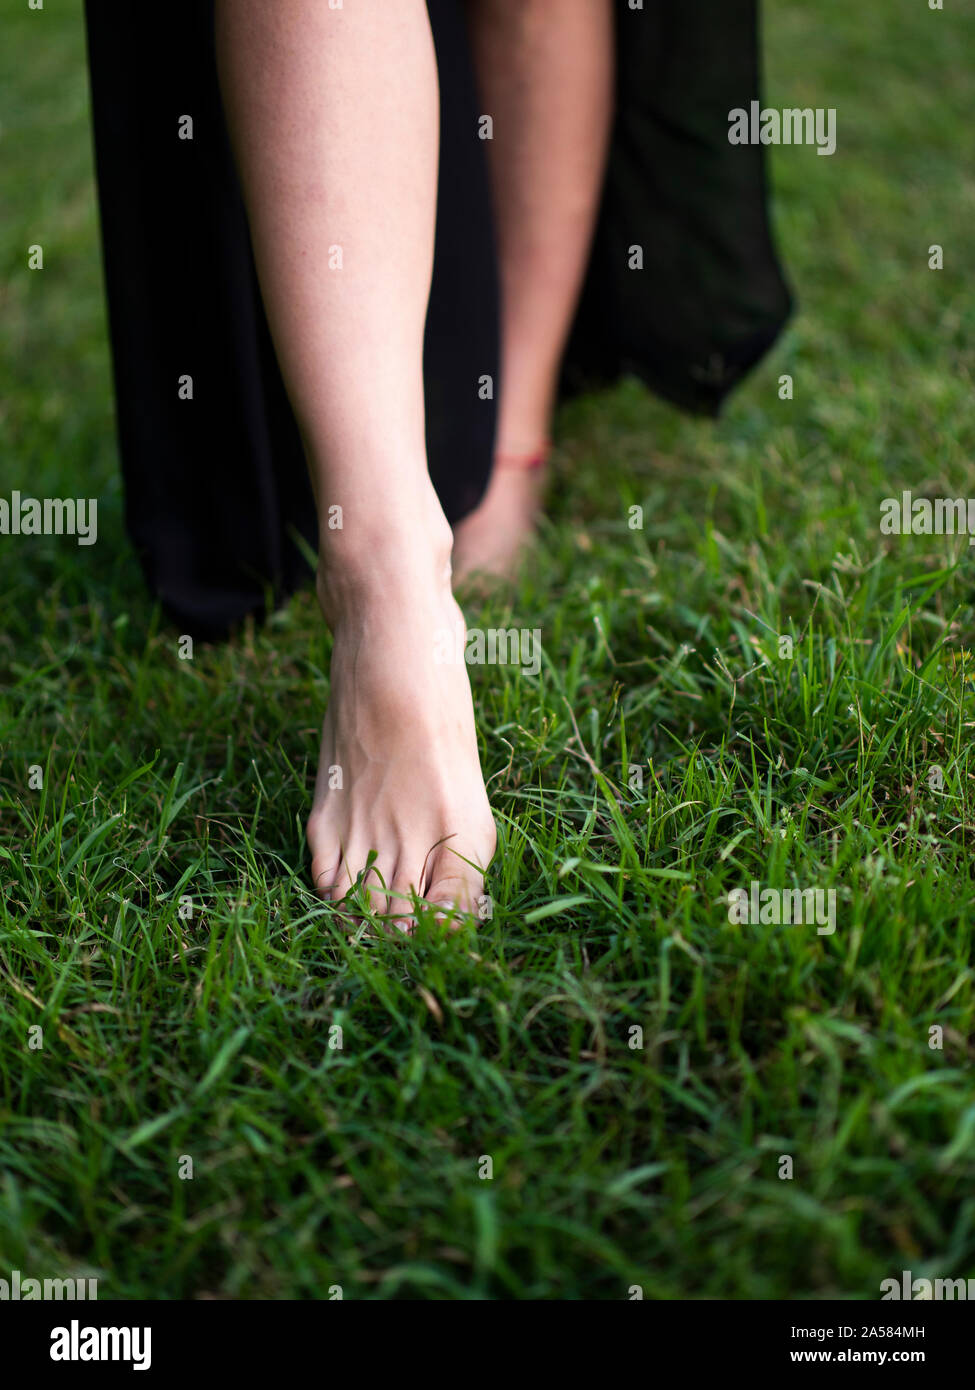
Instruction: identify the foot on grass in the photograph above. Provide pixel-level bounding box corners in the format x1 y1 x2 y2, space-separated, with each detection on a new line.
307 511 497 928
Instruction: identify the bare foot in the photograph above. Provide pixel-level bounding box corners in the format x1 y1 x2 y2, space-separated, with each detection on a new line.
307 517 497 928
451 449 549 585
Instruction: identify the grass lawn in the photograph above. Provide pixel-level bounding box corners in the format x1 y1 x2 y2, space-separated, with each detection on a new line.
1 0 974 1300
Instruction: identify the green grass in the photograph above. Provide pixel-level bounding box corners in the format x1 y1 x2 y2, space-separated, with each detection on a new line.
2 0 974 1300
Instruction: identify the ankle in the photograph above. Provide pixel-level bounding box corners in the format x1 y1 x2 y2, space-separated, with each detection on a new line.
316 498 453 628
495 441 551 472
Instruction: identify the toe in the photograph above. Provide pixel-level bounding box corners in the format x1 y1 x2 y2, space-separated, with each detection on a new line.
329 847 395 919
327 853 355 911
360 860 394 918
308 823 342 900
424 847 487 926
385 867 420 933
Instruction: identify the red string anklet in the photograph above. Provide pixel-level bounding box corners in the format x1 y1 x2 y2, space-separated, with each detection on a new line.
495 442 551 472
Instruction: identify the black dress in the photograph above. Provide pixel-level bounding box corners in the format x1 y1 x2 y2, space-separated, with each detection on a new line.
84 0 792 639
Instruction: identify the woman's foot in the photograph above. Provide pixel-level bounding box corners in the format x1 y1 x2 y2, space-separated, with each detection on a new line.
307 509 497 927
451 446 550 585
